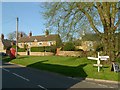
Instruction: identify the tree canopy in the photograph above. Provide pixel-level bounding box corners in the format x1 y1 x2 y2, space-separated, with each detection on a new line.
43 2 120 62
7 31 27 40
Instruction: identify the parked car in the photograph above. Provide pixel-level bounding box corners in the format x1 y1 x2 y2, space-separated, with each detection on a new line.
0 52 8 56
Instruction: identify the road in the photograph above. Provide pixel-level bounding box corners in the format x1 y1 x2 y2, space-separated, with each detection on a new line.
0 60 119 89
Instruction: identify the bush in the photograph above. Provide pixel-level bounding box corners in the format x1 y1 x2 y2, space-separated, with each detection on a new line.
63 42 75 51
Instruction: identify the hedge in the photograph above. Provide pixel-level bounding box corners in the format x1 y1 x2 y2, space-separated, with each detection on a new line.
31 47 44 52
18 48 26 52
31 46 57 53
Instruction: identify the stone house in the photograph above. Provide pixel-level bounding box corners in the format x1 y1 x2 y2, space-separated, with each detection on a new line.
75 34 100 51
18 32 62 51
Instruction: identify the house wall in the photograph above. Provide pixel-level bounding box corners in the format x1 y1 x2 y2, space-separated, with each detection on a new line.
75 41 97 51
81 41 96 51
0 39 5 52
18 41 56 48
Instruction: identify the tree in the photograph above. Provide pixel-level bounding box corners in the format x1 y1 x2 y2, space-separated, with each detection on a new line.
7 31 27 40
63 42 75 51
43 2 120 62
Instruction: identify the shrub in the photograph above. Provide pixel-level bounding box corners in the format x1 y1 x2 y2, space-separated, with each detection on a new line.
18 48 26 52
63 42 75 51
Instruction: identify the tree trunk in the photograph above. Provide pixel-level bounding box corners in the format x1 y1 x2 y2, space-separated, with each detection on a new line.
102 28 116 63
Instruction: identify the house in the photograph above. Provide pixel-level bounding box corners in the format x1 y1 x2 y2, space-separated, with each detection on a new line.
0 34 14 53
75 33 120 52
18 31 62 50
75 34 100 51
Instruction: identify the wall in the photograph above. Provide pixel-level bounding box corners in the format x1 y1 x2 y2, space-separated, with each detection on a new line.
57 51 83 57
17 52 54 56
18 41 56 48
30 52 54 56
18 52 27 56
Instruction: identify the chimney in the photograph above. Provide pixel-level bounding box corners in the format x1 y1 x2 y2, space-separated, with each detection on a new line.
1 34 4 40
20 32 23 38
29 31 32 37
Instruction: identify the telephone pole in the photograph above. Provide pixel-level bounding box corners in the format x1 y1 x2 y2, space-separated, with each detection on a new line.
16 17 19 57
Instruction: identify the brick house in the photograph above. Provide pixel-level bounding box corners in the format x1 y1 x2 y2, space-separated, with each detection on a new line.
0 34 14 53
18 32 62 50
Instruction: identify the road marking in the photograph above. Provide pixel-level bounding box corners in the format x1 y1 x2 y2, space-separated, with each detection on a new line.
109 87 114 88
12 73 30 82
2 68 10 72
37 85 48 90
98 84 108 88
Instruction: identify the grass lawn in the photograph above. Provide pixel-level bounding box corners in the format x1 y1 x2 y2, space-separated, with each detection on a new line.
2 56 119 81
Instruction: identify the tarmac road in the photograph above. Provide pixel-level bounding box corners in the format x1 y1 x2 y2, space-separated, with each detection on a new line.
1 61 119 89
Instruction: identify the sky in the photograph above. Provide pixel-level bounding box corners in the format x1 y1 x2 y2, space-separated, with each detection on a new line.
2 2 47 39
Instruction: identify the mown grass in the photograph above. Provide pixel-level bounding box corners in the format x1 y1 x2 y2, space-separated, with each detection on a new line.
2 56 119 81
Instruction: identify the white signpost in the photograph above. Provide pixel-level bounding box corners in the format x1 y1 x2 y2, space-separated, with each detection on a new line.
87 52 109 72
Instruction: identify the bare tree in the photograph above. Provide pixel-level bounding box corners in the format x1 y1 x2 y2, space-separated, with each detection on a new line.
7 31 27 40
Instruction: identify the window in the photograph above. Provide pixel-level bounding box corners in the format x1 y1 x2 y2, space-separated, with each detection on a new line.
88 42 93 47
49 41 53 46
38 42 43 46
19 43 22 46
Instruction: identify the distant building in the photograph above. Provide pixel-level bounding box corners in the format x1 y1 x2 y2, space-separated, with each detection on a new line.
75 34 100 51
0 34 14 52
75 33 120 52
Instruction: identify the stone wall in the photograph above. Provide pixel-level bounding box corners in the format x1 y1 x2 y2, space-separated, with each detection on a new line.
57 51 83 57
18 52 27 56
30 52 54 56
17 52 54 56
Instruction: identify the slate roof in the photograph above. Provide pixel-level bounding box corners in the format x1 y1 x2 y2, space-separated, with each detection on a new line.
82 34 101 41
18 34 61 43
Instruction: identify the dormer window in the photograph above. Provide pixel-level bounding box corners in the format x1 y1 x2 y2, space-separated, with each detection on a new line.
38 42 43 46
34 39 37 42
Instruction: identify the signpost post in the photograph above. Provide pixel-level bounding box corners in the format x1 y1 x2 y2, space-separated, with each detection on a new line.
87 52 109 72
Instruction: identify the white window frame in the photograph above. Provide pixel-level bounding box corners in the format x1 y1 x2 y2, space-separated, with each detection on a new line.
38 42 43 46
48 41 53 46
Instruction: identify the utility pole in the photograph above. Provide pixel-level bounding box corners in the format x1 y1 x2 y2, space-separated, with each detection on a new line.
16 17 19 57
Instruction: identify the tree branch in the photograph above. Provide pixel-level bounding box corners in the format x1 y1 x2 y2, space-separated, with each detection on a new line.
77 4 101 36
96 2 106 28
